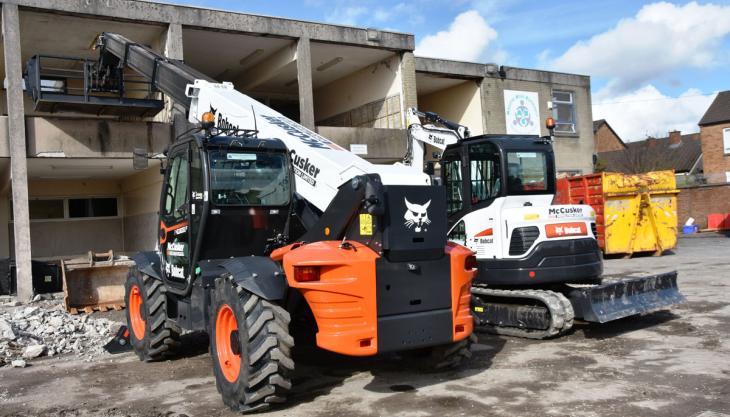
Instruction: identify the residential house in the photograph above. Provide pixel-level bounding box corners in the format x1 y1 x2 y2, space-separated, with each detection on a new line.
698 91 730 184
597 131 703 186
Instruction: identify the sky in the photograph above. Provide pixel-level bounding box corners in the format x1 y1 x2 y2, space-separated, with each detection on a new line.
163 0 730 141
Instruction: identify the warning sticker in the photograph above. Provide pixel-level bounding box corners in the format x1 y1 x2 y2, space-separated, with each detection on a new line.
359 214 373 236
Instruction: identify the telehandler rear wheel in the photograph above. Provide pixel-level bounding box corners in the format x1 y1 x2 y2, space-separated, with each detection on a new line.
210 275 294 413
124 266 180 361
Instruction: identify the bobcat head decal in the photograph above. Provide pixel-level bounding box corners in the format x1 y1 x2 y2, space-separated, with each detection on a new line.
404 198 431 233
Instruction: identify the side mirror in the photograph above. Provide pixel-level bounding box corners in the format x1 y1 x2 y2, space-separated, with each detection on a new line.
133 147 148 170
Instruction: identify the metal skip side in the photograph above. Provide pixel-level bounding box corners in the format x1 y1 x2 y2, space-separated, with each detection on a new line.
566 271 685 323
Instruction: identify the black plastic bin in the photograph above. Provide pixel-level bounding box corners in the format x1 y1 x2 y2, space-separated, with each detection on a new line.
5 260 63 295
0 258 12 295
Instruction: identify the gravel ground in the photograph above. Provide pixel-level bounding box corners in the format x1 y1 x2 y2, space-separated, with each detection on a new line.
0 235 728 417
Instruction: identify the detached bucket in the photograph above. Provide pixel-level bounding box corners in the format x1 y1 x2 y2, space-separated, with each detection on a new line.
568 271 685 323
62 250 134 314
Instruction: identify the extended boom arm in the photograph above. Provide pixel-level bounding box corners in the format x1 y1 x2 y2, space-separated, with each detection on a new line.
94 32 430 212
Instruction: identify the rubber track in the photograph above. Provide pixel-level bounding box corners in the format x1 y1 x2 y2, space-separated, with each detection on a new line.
140 273 180 360
227 276 294 413
471 285 574 339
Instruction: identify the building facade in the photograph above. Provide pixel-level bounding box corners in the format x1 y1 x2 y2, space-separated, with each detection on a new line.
698 91 730 184
0 0 595 300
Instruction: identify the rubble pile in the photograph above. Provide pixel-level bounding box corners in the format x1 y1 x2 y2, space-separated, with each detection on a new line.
0 304 120 367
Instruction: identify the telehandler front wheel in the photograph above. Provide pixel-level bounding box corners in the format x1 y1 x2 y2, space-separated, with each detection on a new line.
124 266 180 361
210 275 294 413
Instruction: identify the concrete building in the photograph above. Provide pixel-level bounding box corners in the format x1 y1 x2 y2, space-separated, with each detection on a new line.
0 0 594 300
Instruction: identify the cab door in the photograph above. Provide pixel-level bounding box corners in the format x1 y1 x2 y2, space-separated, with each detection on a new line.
159 145 191 284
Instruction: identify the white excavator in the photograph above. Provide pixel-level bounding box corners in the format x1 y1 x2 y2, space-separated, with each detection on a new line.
404 108 685 339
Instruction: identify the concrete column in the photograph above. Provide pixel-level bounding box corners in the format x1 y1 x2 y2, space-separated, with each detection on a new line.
2 4 33 301
160 23 188 139
399 52 418 123
296 37 315 130
480 76 506 134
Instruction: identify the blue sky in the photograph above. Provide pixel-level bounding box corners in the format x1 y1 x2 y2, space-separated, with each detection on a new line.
166 0 730 140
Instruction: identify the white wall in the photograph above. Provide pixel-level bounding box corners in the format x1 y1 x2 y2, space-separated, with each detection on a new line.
418 80 484 136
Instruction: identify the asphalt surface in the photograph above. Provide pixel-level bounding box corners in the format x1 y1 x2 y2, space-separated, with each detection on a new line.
1 235 729 417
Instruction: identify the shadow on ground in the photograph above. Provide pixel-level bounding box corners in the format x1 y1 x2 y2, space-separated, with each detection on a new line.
575 310 680 339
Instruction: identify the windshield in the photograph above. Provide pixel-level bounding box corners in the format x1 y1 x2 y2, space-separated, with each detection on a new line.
209 151 290 206
506 151 548 193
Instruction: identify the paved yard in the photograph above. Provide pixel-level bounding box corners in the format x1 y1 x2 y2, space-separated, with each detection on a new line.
1 235 729 417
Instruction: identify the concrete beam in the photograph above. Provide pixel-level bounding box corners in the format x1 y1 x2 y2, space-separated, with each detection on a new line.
234 42 296 91
2 3 33 301
415 57 485 79
296 37 315 130
490 66 590 88
8 0 415 51
25 117 172 158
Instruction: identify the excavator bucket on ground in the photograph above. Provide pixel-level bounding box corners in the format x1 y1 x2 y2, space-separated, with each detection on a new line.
61 251 134 314
566 271 685 323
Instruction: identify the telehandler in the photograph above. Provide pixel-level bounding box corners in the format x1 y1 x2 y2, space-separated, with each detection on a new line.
23 34 476 412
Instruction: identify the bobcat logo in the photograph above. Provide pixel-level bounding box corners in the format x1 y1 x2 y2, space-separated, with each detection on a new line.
404 198 431 233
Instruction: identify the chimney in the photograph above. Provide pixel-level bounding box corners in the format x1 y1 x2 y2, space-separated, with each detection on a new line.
669 130 681 145
646 137 657 147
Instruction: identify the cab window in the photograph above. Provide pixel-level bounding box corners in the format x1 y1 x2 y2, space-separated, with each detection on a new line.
209 151 290 206
163 151 189 220
506 151 548 194
443 153 463 214
448 221 466 246
468 143 501 204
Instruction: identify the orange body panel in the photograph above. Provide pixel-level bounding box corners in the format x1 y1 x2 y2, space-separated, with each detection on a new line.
281 241 379 356
446 242 476 342
280 241 476 356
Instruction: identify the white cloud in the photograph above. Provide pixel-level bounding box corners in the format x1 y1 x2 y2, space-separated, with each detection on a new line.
325 6 367 26
592 85 717 141
551 2 730 94
415 10 498 62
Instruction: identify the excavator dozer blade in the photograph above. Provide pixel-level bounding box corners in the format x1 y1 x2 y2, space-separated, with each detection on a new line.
567 271 685 323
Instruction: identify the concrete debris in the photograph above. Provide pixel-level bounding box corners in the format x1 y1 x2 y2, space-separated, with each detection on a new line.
22 344 45 359
0 303 119 367
10 359 26 368
0 318 14 340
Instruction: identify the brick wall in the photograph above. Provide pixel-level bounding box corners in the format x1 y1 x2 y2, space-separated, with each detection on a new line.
677 184 730 228
595 124 625 152
700 122 730 182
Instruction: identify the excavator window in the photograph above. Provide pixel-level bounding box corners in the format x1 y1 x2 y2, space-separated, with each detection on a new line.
443 156 463 214
468 143 501 204
506 151 548 194
209 150 290 206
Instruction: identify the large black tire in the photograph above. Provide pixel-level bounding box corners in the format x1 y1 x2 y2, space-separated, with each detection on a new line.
210 275 294 413
124 266 180 361
405 333 477 370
